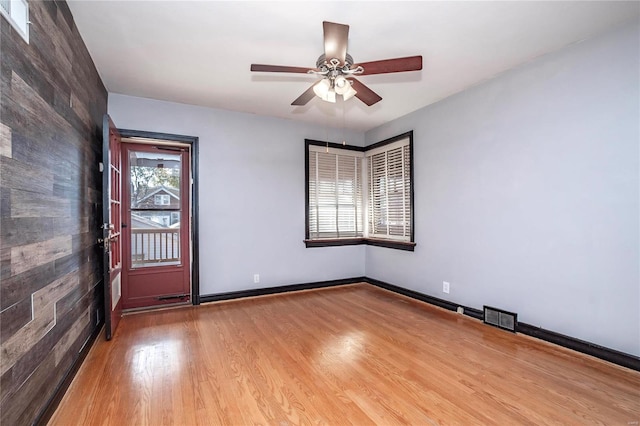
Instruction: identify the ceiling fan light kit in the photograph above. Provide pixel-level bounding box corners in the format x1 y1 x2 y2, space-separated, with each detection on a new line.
250 21 423 107
312 75 357 103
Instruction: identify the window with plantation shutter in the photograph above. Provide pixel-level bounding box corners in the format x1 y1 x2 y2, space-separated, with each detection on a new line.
307 145 363 239
305 132 414 251
367 138 412 241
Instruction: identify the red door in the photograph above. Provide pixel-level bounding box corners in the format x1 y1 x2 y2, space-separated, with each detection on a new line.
102 115 123 340
121 142 191 309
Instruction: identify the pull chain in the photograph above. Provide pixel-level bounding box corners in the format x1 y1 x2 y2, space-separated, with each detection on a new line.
342 99 347 145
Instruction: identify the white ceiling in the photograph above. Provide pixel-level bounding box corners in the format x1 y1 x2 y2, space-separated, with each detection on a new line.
67 1 639 132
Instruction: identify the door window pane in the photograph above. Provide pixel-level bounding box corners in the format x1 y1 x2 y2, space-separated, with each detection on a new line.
129 151 181 267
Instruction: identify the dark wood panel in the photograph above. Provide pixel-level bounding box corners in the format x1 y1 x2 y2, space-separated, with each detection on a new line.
53 216 88 237
49 7 74 77
0 185 10 218
1 282 99 406
40 0 58 22
9 189 70 218
0 261 55 310
55 178 83 200
0 247 11 279
10 133 63 170
68 199 91 219
0 217 54 248
53 87 90 138
1 273 79 377
0 0 107 424
3 72 76 155
54 1 75 32
53 250 85 277
51 320 92 383
72 232 95 253
0 297 31 341
1 7 106 149
0 156 54 195
55 281 84 319
0 27 56 108
79 259 101 292
1 317 62 402
29 4 73 99
34 315 101 426
1 352 59 425
0 123 11 157
2 305 94 424
10 235 72 276
0 263 95 331
10 130 92 173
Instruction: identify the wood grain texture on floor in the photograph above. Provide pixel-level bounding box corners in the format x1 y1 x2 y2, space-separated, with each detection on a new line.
50 284 640 425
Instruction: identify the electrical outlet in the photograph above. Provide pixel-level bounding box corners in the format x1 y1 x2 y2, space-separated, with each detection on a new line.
253 274 260 284
457 306 464 314
443 281 450 294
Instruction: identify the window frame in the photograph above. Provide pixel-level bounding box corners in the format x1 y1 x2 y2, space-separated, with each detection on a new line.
304 132 415 251
1 0 29 44
305 139 365 245
366 133 415 244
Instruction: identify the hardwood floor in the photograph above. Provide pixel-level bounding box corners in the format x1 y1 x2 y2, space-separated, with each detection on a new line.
49 284 640 425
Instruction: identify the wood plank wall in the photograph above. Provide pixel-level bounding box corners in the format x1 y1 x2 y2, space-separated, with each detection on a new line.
0 1 107 424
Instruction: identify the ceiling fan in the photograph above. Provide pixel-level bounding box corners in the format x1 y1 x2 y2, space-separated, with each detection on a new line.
250 21 423 107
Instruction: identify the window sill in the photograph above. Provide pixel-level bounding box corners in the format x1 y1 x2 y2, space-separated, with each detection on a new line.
365 238 416 251
304 238 416 251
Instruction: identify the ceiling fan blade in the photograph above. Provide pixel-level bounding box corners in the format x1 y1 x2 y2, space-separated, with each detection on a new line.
348 78 382 106
291 83 317 106
323 21 349 64
354 56 423 75
251 64 313 73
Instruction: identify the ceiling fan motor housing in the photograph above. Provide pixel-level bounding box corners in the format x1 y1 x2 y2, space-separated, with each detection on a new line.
316 53 354 73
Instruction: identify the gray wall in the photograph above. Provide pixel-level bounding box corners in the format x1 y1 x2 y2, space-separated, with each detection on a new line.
365 23 639 356
108 95 365 294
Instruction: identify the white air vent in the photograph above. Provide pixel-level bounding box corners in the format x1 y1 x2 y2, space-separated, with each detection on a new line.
0 0 29 43
484 306 517 332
